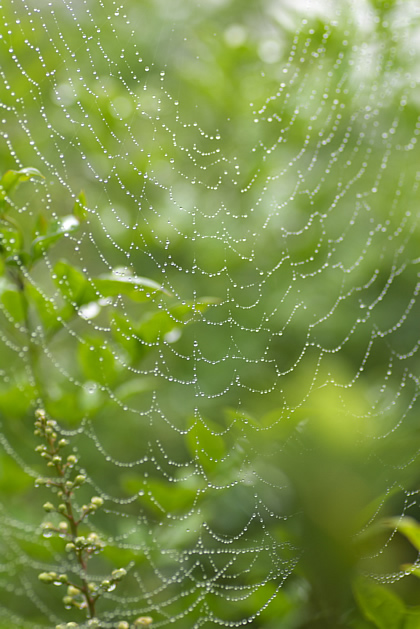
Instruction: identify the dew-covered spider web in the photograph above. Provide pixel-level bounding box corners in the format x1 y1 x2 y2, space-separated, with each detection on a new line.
1 0 420 627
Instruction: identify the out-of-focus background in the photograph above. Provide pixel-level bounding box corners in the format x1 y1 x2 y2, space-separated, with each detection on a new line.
1 1 420 627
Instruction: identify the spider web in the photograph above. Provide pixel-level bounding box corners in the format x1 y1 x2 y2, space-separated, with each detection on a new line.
1 0 420 627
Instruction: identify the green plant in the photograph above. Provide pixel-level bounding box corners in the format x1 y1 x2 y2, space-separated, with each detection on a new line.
0 167 216 626
34 408 151 629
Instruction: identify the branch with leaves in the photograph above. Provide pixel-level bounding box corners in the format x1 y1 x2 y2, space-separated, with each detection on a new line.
34 408 152 629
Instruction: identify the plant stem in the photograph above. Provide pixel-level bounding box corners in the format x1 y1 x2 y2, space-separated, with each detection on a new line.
45 430 97 619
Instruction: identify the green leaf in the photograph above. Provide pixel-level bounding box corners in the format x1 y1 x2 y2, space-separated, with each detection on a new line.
110 298 216 364
0 455 33 495
73 190 88 221
384 517 420 552
136 298 216 343
0 381 36 418
32 212 49 238
401 564 420 580
78 335 117 385
0 225 23 257
404 608 420 629
30 215 80 262
137 310 180 343
92 269 168 302
0 285 26 323
25 283 61 330
0 167 44 200
186 416 227 472
78 381 105 415
5 252 31 270
54 261 167 307
111 312 148 362
353 578 405 629
122 474 199 515
169 296 219 321
401 562 420 580
53 260 94 306
114 377 155 400
45 391 86 425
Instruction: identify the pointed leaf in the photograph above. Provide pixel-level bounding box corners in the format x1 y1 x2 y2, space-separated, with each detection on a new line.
186 416 227 472
33 212 49 238
25 283 61 330
384 517 420 552
53 260 94 306
401 564 420 579
31 215 80 261
353 578 405 629
5 252 31 270
92 270 168 302
78 336 117 385
0 167 44 200
0 226 23 257
0 287 27 323
111 312 148 362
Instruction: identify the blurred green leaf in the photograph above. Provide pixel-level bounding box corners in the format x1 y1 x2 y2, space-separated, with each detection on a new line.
78 335 117 385
137 298 217 344
0 455 33 495
137 310 179 344
0 284 26 322
0 167 44 201
92 270 168 302
54 259 93 306
186 416 227 472
25 283 60 330
384 517 420 552
404 608 420 629
114 377 155 400
0 225 23 258
353 578 405 629
30 215 81 262
0 381 36 418
111 312 147 363
122 474 198 515
5 252 31 269
45 391 86 425
401 563 420 579
33 212 49 238
54 261 168 308
170 296 220 320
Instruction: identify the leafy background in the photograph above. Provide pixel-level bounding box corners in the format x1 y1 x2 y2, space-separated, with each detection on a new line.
1 0 420 628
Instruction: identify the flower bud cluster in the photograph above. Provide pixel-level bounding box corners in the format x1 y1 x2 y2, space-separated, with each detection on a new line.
81 495 103 517
38 572 68 585
34 409 133 626
96 566 128 594
116 618 153 628
62 583 87 610
34 409 57 441
65 532 106 555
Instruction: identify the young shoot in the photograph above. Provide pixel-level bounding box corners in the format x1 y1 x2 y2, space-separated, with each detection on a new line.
34 408 150 629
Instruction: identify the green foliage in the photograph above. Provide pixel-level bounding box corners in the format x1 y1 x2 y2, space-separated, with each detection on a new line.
34 409 150 629
353 578 420 629
1 1 420 628
0 168 81 271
